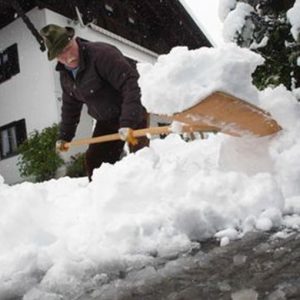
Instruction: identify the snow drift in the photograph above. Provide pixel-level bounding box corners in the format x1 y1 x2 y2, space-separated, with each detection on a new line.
1 44 300 299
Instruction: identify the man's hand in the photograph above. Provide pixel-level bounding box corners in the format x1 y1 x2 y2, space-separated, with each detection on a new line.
118 127 138 145
55 140 70 152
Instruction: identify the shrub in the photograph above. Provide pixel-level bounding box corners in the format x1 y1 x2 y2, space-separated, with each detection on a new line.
66 153 86 178
17 124 64 182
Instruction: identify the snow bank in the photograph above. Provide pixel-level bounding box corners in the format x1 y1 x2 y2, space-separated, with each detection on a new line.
137 43 263 115
1 45 300 299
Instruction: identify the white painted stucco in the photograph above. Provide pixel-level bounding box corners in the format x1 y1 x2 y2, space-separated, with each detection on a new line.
0 7 157 184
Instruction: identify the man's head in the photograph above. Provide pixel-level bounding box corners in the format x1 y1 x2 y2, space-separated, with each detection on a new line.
40 24 79 68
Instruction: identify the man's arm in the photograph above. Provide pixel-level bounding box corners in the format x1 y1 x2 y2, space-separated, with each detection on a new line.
59 91 83 142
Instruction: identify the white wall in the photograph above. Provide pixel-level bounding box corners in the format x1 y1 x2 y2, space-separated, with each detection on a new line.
0 7 158 184
0 8 58 184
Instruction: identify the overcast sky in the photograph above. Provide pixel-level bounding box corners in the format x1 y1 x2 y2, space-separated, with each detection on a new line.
180 0 224 46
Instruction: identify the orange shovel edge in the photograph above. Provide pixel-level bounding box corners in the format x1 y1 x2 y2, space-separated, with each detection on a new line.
65 124 218 148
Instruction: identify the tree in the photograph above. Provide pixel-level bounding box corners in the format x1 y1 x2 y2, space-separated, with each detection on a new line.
223 0 300 90
17 124 64 182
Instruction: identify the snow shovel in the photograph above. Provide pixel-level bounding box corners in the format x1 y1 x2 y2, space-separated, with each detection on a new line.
65 91 281 148
168 91 282 137
65 124 218 148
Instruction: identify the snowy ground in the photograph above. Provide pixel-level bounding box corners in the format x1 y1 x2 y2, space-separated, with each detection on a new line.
1 44 300 299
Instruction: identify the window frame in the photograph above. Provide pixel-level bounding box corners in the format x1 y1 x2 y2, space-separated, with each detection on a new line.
0 43 20 84
0 119 27 160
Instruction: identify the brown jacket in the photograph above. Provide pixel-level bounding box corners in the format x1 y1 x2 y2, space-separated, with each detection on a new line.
57 38 145 141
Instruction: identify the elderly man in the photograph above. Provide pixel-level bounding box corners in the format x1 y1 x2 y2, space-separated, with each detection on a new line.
40 24 148 181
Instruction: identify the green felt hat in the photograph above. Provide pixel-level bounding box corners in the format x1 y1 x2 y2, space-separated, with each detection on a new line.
40 24 75 61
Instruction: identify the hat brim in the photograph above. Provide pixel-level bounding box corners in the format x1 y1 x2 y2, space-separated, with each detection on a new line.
47 27 75 61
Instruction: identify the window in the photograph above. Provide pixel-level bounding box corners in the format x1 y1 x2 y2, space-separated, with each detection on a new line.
0 119 27 160
0 43 20 84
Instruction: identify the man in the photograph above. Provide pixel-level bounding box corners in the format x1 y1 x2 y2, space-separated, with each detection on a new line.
40 24 148 181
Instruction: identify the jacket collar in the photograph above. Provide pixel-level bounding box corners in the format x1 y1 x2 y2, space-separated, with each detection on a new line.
55 37 87 73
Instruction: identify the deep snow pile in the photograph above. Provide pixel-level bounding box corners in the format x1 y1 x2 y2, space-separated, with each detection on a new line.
137 43 262 115
1 44 300 299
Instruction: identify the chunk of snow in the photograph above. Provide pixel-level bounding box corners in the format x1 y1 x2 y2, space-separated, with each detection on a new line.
137 43 263 115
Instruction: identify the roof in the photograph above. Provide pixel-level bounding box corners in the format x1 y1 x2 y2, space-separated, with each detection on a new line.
179 0 216 46
0 0 212 54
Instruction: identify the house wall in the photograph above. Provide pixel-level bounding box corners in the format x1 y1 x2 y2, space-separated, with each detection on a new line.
0 8 59 184
0 7 157 184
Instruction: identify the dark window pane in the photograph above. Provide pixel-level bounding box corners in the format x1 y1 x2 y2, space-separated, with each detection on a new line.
0 43 20 84
0 119 27 160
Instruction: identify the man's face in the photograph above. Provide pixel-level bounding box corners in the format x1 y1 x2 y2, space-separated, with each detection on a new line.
56 39 79 69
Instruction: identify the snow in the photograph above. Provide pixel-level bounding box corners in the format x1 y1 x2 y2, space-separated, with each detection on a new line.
231 289 258 300
218 0 237 22
138 43 263 115
287 0 300 41
250 36 269 50
1 45 300 299
222 2 254 43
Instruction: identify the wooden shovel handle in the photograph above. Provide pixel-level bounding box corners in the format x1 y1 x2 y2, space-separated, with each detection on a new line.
65 125 219 148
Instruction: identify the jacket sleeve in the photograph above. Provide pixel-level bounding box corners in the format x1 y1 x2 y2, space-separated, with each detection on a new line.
59 90 83 142
95 45 145 128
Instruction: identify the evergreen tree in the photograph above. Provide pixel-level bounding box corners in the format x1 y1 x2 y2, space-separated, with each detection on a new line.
225 0 300 90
